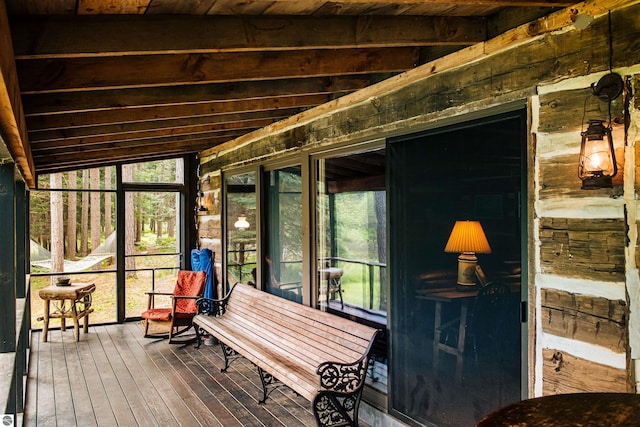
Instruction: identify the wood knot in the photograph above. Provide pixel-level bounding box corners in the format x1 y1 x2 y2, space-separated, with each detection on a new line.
551 351 563 372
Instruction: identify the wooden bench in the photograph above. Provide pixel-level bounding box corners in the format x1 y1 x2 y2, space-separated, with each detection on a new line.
193 283 379 427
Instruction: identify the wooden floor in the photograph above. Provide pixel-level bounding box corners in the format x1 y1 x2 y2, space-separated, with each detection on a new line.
24 322 320 427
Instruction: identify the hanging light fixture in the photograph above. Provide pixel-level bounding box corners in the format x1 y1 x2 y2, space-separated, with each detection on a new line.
234 215 250 230
578 11 623 190
578 119 617 189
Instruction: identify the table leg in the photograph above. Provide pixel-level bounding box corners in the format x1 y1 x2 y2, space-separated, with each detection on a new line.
60 301 66 331
433 301 442 373
72 301 80 341
455 301 469 383
42 300 50 342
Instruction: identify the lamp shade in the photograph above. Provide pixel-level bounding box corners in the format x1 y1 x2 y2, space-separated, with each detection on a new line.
234 215 250 230
444 220 492 254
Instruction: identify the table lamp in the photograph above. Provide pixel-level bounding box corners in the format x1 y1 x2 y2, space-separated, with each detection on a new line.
444 220 492 290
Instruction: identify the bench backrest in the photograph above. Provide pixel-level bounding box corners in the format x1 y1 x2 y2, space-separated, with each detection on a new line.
226 283 378 368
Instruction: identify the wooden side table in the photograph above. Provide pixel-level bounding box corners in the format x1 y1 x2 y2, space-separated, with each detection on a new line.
319 267 344 308
38 282 96 342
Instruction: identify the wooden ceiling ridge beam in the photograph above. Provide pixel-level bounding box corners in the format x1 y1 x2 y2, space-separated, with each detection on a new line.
17 48 419 93
25 94 330 131
11 15 486 59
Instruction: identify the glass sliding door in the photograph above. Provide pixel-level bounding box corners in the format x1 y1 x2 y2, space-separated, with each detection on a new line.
388 111 525 426
225 171 257 286
263 166 303 302
315 147 388 393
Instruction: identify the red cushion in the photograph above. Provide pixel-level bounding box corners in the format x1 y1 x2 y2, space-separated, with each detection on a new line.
141 308 172 321
173 270 207 314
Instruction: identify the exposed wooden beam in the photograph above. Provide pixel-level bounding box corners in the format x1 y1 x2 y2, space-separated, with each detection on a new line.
11 15 486 58
25 94 329 131
30 116 284 148
28 109 300 143
0 0 34 187
21 75 391 115
16 48 420 93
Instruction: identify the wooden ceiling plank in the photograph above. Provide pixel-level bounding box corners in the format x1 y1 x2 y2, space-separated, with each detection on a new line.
20 75 385 115
25 94 330 131
16 48 420 93
11 15 485 58
28 109 300 142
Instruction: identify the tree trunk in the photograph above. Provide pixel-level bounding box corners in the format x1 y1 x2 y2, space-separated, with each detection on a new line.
90 168 101 270
80 170 89 256
50 173 64 284
104 166 112 237
66 171 77 259
123 165 136 277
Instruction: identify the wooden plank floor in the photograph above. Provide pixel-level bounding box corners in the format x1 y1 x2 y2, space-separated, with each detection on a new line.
24 322 321 427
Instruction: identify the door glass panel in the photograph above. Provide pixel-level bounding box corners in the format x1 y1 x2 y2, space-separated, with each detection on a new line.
264 166 303 302
315 148 388 393
226 172 257 285
30 168 117 325
388 112 524 426
124 187 181 318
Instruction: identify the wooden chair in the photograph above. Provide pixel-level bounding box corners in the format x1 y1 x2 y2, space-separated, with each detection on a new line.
141 270 207 343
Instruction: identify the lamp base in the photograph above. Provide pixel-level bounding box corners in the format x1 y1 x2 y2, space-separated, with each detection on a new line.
456 253 478 290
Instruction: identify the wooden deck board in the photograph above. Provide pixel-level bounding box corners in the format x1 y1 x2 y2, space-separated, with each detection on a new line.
23 322 346 426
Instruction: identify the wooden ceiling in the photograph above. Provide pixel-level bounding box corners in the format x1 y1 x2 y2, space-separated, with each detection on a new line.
2 0 568 184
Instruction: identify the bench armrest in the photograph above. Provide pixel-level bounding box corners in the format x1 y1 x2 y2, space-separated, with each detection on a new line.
196 283 237 315
316 357 369 395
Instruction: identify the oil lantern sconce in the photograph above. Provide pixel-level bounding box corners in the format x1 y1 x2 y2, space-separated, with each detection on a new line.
578 73 623 190
577 10 623 190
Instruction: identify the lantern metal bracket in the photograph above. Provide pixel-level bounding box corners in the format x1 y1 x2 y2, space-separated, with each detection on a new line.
591 73 623 102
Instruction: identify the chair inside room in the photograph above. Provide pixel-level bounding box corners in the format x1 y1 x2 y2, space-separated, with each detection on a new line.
141 270 207 343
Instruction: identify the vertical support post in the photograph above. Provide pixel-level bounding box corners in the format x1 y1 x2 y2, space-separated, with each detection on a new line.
116 165 125 323
0 162 16 353
15 180 26 299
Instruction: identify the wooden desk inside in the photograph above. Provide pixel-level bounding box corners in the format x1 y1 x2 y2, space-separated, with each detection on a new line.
417 287 478 383
38 282 95 342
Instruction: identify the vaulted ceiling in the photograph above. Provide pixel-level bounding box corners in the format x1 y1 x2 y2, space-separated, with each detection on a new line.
1 0 568 187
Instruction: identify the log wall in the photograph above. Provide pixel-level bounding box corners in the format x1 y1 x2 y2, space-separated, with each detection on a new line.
198 0 640 398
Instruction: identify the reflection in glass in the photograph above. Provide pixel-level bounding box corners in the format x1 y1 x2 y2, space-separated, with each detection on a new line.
315 148 388 394
226 172 257 285
264 167 303 302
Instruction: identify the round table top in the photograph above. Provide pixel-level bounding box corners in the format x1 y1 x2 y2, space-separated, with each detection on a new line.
476 393 640 427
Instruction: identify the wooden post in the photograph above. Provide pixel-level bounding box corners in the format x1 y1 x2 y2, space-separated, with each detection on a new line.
0 162 16 352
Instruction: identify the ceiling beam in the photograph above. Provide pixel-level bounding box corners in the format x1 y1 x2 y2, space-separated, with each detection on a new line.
28 109 301 143
21 75 391 115
12 15 486 58
16 47 420 93
25 94 330 131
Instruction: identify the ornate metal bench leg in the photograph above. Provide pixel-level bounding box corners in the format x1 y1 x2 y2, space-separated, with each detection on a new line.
313 392 359 427
257 367 280 404
220 342 239 372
